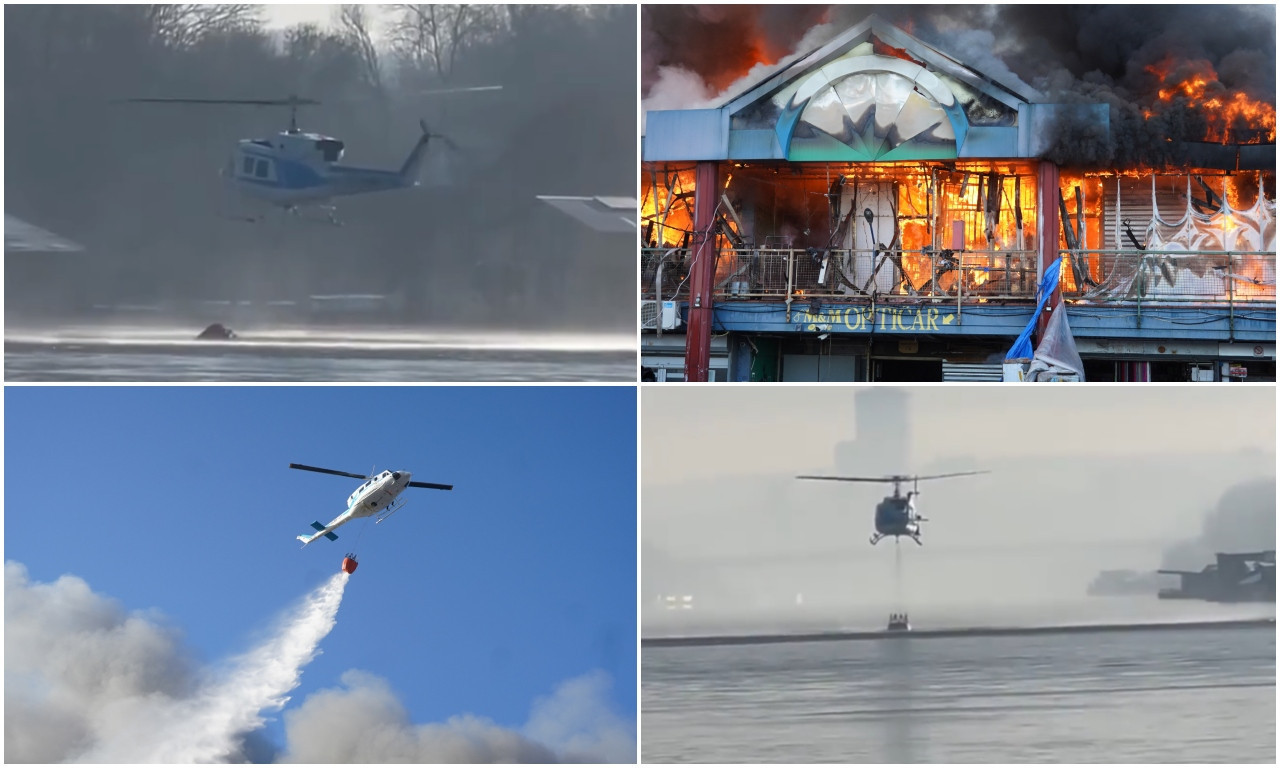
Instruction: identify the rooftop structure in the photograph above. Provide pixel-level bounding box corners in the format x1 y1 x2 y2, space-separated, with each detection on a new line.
640 15 1275 382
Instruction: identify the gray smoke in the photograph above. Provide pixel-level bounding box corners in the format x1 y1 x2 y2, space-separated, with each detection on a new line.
642 5 1276 166
280 670 635 763
4 562 196 763
4 562 634 764
1161 477 1278 570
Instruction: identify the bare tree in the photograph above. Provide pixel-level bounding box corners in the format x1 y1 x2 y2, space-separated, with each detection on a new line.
140 4 260 50
386 4 506 82
336 4 384 93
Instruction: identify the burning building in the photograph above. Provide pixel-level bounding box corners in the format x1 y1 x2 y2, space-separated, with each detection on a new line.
640 9 1276 381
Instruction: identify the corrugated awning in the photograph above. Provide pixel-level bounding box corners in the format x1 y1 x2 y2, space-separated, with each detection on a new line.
5 214 85 252
537 195 636 234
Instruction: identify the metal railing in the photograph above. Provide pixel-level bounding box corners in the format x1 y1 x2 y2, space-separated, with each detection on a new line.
1059 249 1276 304
642 247 1277 309
642 247 1039 304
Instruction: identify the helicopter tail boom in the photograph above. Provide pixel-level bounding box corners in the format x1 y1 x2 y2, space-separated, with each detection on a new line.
397 120 434 184
297 521 339 547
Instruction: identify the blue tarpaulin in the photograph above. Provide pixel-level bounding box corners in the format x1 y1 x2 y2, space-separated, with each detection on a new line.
1005 256 1062 361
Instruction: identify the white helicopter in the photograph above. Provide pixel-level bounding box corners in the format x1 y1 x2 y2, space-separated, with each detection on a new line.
290 462 453 547
126 87 498 224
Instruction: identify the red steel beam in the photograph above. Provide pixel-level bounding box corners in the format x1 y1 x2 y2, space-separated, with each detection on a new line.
1036 160 1061 338
684 161 720 382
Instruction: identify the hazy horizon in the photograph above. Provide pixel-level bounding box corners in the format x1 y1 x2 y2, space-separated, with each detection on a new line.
641 386 1276 633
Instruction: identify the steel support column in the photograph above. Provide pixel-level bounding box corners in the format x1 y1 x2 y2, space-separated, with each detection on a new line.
684 161 720 382
1036 161 1061 338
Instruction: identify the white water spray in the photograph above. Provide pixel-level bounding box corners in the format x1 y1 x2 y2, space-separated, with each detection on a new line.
79 572 349 763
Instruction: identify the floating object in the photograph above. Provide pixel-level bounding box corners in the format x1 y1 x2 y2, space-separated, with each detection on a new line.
887 612 911 632
341 554 358 575
196 323 237 340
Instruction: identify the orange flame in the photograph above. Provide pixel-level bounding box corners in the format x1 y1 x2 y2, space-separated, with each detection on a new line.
642 169 697 247
1144 57 1276 144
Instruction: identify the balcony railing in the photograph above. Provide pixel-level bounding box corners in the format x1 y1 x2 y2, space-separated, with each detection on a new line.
1059 249 1276 305
642 247 1277 307
644 247 1038 304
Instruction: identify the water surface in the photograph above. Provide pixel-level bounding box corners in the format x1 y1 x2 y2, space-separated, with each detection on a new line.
5 325 635 381
642 626 1275 763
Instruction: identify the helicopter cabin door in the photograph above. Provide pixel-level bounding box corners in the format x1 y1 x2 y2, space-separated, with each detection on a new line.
843 181 899 295
236 150 277 186
874 495 909 532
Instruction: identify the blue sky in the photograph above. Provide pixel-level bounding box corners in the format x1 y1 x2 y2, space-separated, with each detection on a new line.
4 385 636 744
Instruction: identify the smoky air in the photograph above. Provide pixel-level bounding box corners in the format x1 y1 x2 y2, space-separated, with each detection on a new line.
640 386 1276 636
5 5 637 332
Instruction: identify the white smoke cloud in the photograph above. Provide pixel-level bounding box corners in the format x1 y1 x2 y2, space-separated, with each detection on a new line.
4 562 635 764
279 669 635 763
642 22 837 132
80 572 349 762
4 561 196 763
520 671 637 763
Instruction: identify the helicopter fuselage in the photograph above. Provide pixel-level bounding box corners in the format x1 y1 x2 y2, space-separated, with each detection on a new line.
297 469 415 547
223 128 428 209
123 96 442 222
346 469 414 514
871 493 924 545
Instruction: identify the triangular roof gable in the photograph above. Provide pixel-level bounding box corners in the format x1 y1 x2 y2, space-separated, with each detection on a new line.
723 14 1042 117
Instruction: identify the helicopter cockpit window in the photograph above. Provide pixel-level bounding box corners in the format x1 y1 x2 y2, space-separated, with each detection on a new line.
242 157 255 176
254 159 270 179
315 139 344 163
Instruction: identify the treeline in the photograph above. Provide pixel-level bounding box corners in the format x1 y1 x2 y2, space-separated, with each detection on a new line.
4 4 636 330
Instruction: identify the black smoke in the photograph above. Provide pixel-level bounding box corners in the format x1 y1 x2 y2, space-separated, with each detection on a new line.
642 5 1276 167
1161 477 1277 571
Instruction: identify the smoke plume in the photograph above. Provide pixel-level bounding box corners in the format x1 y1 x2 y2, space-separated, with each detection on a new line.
81 571 349 762
4 562 634 763
280 670 635 763
642 5 1276 166
1161 477 1277 570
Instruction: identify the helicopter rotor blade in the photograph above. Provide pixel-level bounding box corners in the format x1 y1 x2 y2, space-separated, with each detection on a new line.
419 85 503 96
795 475 906 483
120 96 321 107
407 481 454 491
418 120 461 151
289 463 367 480
910 471 991 482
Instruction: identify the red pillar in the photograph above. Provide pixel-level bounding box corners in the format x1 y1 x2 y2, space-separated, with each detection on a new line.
684 161 720 382
1036 161 1061 338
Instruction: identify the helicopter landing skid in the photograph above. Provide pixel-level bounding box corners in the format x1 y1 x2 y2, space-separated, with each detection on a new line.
287 204 344 227
218 211 264 224
374 496 408 524
871 532 924 546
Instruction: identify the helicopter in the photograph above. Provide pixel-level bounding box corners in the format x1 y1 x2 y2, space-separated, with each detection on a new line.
795 471 989 545
290 462 453 547
125 88 496 224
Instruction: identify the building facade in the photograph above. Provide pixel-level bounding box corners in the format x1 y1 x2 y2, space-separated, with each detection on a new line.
640 16 1276 382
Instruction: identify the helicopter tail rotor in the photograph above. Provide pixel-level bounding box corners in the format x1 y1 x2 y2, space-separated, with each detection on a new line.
418 119 461 153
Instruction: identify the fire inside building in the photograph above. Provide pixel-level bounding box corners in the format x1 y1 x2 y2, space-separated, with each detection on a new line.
640 15 1276 381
